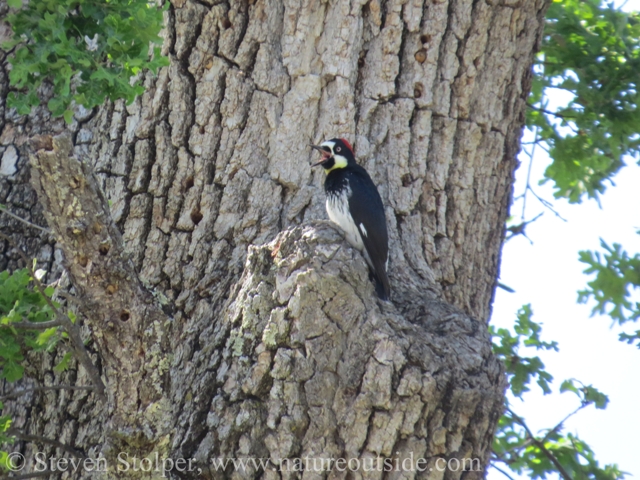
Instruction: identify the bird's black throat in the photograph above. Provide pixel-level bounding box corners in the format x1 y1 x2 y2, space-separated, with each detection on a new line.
321 157 336 171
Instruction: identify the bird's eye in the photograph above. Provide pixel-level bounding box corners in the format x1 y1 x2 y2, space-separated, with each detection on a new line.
336 147 341 153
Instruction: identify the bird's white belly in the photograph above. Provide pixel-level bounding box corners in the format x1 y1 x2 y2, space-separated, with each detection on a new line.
326 190 364 252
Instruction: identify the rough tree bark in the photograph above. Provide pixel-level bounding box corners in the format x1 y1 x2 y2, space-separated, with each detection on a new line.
0 0 549 478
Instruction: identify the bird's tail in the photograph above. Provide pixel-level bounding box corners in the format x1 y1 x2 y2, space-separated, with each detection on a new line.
373 268 390 301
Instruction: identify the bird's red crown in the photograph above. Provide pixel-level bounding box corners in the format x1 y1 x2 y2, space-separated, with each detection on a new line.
339 138 353 154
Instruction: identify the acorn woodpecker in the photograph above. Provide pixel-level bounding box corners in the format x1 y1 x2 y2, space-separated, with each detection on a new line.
310 138 391 300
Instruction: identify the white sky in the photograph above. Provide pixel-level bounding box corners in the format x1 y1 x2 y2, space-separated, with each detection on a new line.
489 1 640 476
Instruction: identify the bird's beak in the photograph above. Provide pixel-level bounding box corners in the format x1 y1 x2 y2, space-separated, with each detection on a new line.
309 144 331 167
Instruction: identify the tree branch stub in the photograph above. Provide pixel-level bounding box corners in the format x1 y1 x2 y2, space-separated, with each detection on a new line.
28 134 171 443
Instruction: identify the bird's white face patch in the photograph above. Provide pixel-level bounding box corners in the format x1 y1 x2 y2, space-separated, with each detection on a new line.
321 140 348 172
326 185 364 252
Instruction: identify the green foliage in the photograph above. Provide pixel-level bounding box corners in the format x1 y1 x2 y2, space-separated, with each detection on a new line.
0 268 63 381
560 379 609 409
491 306 620 480
532 0 640 202
0 405 12 447
54 351 73 373
2 0 168 122
0 451 12 473
490 305 558 397
578 240 640 344
0 267 69 465
0 405 14 473
496 421 626 480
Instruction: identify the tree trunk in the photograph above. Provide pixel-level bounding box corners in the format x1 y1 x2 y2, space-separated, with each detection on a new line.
0 0 548 478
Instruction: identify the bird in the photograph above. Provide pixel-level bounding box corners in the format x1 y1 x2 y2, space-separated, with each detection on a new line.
310 138 390 300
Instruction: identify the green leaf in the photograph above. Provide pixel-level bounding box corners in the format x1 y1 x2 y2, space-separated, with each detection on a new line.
53 352 72 373
583 385 609 409
1 38 22 50
7 0 21 8
1 361 23 383
0 451 11 472
490 305 558 398
578 239 640 328
0 416 11 433
63 109 74 125
35 327 59 350
560 379 579 394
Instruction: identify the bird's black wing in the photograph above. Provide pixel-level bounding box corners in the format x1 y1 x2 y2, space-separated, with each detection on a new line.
346 167 390 300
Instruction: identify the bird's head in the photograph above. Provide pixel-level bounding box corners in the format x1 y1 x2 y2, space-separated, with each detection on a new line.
309 138 355 172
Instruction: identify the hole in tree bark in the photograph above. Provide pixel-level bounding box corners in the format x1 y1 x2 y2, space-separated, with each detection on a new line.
99 243 110 255
420 34 431 44
191 210 203 225
414 83 423 98
69 176 82 189
120 310 130 322
402 174 412 186
184 176 194 190
414 49 426 63
222 18 231 29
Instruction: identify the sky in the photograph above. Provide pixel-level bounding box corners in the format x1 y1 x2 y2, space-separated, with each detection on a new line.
488 1 640 476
